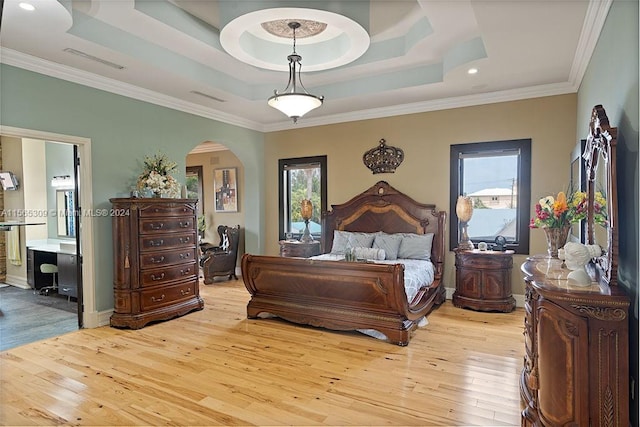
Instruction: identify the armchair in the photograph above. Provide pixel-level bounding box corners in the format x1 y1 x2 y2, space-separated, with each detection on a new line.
200 225 240 283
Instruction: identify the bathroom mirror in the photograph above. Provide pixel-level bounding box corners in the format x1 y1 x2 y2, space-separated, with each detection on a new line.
583 105 618 286
57 190 76 237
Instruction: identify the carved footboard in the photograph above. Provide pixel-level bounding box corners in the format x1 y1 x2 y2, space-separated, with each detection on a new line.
241 254 445 345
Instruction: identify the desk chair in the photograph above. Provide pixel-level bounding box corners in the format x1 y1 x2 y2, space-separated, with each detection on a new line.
38 264 58 296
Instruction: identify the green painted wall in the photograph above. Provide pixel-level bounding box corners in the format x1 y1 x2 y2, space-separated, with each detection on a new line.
577 0 639 421
0 64 265 312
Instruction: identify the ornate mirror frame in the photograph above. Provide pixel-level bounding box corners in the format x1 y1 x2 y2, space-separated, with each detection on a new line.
569 139 586 243
583 104 618 285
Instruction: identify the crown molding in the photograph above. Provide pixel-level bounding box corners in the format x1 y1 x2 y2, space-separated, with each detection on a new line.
0 48 264 132
263 81 579 131
568 0 613 85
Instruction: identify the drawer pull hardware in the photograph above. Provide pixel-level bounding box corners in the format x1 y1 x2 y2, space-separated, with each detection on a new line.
180 288 192 296
151 273 165 281
150 256 165 263
149 223 164 230
150 239 164 247
179 253 190 259
151 294 166 302
180 268 191 275
179 237 191 243
179 221 190 228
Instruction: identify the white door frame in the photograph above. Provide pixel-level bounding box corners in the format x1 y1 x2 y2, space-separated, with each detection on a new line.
0 125 97 328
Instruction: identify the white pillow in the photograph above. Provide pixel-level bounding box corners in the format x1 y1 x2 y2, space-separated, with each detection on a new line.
372 232 403 260
353 246 386 260
398 233 434 260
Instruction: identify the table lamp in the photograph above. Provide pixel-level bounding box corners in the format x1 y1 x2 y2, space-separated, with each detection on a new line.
456 195 474 250
300 199 314 243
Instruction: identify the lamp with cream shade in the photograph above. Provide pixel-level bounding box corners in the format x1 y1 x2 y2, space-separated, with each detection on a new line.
456 195 474 250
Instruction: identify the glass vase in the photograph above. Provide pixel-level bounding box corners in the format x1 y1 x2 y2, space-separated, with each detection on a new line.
542 225 571 258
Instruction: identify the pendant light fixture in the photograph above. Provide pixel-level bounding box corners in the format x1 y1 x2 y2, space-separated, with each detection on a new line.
268 21 324 123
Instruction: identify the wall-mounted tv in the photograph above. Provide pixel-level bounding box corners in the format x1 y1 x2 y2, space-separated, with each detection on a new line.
0 171 19 191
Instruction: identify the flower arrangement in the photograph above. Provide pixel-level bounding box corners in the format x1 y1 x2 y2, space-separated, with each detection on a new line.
529 191 587 229
529 190 607 229
136 153 181 198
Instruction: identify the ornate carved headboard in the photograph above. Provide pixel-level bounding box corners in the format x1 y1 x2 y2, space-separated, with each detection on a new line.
322 181 446 280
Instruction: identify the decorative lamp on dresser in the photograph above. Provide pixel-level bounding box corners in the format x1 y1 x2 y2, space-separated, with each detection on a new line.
453 248 516 312
110 198 204 329
520 105 630 426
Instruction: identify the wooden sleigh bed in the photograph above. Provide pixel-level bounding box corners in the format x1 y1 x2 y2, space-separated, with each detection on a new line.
241 181 447 345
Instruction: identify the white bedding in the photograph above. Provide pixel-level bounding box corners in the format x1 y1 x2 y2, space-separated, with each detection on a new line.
309 253 435 302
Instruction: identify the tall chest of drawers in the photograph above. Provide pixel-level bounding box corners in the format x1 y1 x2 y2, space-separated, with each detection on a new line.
110 198 204 329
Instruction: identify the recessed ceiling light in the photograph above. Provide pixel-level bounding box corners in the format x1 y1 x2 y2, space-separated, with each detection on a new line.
468 68 478 75
18 2 35 11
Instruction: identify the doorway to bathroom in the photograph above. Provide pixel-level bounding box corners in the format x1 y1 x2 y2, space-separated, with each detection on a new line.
0 127 93 351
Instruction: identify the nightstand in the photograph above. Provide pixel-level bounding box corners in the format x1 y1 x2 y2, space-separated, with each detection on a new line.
279 240 321 258
453 248 515 312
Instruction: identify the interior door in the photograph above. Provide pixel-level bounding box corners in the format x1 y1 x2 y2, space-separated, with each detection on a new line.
73 144 83 328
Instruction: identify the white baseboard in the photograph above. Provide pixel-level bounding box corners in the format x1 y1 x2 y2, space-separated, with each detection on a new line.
445 286 525 308
4 275 29 289
81 309 112 328
96 310 113 327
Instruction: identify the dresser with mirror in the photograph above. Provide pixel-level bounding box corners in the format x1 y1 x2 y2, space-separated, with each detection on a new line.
520 105 630 426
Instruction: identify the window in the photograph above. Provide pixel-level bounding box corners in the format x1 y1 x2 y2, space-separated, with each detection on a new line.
450 139 531 254
279 156 327 240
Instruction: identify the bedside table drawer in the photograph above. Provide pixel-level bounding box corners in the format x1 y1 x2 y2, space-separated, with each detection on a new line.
279 240 321 258
456 252 513 269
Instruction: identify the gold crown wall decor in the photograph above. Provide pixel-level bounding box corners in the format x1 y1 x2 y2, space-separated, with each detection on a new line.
363 138 404 174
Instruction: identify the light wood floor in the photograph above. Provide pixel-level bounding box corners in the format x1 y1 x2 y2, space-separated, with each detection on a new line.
1 279 525 426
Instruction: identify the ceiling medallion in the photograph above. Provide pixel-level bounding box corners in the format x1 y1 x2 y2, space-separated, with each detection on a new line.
261 19 327 39
363 139 405 174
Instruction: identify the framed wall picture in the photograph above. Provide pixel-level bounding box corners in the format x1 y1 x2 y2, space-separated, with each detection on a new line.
214 167 238 212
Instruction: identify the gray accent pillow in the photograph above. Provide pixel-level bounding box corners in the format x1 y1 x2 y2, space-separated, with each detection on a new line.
331 231 376 254
330 230 350 254
347 232 376 249
398 233 434 260
372 233 403 260
353 247 386 260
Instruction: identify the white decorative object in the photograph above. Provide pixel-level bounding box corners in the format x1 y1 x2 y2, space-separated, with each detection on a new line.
561 242 602 286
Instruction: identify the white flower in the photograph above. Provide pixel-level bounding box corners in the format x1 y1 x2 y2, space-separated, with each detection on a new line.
539 196 554 209
137 153 181 197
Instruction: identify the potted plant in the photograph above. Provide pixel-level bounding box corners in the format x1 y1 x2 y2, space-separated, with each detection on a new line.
197 215 206 240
